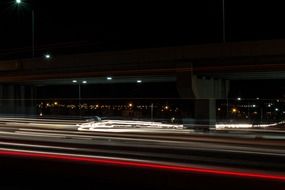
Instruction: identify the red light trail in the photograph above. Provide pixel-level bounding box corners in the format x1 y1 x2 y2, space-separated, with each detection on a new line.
0 149 285 182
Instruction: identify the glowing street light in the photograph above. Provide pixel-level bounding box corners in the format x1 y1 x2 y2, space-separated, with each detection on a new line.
107 77 112 80
16 0 21 4
44 53 51 59
72 80 87 107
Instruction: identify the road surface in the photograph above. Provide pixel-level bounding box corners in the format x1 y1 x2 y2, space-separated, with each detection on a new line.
0 117 284 180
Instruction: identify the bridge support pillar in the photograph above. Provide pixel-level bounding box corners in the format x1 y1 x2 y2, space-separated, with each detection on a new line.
176 71 229 130
0 84 37 116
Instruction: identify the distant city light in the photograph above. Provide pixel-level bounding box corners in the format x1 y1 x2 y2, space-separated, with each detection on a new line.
82 81 87 84
54 102 58 106
16 0 21 4
39 113 43 117
165 106 169 110
217 108 221 111
107 77 112 80
256 97 260 100
72 80 77 83
237 97 241 101
137 80 142 83
232 108 237 113
268 104 272 107
275 108 279 111
253 105 256 108
128 103 133 107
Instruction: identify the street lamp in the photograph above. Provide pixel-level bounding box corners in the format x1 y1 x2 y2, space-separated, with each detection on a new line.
15 0 35 57
72 80 88 107
222 0 226 43
44 53 51 59
72 80 81 105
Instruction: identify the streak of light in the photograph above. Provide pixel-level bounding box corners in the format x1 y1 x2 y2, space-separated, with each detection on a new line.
77 120 183 131
215 123 279 129
0 149 285 182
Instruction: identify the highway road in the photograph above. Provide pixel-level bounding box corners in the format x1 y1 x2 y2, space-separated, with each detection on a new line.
0 117 285 183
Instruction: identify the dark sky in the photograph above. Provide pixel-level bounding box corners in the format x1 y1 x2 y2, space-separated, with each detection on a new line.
1 0 285 58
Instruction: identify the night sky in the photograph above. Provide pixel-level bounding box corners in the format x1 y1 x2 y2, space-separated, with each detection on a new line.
1 1 285 58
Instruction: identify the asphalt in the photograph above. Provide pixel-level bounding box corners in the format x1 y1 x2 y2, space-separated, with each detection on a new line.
0 119 285 175
0 117 285 189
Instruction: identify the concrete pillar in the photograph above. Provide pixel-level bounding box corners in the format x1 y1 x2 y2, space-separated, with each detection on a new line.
0 84 37 116
193 99 216 127
192 75 229 128
176 71 230 129
176 71 195 98
19 85 26 114
28 86 37 115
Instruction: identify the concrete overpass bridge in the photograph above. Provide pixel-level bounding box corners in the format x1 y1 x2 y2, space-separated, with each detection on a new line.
1 39 285 127
2 39 285 81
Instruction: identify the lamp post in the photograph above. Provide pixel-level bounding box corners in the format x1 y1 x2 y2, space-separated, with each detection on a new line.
222 0 226 43
72 80 87 108
15 0 35 57
150 103 154 121
72 80 81 105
